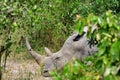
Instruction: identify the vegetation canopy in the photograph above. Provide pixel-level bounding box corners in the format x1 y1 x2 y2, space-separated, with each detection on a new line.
0 0 120 80
52 11 120 80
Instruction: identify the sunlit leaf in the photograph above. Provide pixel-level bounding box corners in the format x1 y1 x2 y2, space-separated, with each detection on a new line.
111 66 118 75
103 56 108 65
104 67 111 76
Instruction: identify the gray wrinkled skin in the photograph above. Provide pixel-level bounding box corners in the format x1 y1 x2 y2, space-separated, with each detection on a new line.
26 31 98 77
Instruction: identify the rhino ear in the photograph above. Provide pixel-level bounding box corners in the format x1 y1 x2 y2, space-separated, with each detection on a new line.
44 47 52 56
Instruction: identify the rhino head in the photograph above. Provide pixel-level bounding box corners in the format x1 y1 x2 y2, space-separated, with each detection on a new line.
25 26 98 77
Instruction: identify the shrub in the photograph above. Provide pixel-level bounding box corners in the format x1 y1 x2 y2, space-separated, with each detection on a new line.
52 11 120 80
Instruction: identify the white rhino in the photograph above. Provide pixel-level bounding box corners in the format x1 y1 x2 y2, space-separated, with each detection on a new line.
25 26 98 77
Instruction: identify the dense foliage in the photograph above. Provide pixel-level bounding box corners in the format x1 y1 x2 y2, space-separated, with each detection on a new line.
52 11 120 80
0 0 120 80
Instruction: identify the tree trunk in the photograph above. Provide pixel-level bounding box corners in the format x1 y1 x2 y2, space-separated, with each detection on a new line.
0 52 2 80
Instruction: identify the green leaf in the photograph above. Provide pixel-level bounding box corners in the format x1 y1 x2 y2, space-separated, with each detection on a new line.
110 41 120 62
36 26 41 30
98 46 106 56
98 17 102 24
103 56 108 65
75 20 84 34
102 33 112 38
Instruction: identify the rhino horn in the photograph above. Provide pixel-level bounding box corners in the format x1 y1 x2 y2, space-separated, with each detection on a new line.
25 37 44 65
44 47 52 56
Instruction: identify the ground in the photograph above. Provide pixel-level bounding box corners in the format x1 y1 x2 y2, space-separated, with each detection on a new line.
2 53 52 80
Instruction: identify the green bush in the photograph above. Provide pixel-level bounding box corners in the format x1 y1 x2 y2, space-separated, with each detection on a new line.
0 0 120 80
52 11 120 80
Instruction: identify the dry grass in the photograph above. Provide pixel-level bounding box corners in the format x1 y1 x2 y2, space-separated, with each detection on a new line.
2 53 52 80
